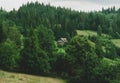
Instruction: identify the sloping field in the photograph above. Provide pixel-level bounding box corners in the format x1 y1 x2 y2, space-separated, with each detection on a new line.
77 30 120 48
111 39 120 48
0 70 66 83
76 30 108 37
77 30 97 36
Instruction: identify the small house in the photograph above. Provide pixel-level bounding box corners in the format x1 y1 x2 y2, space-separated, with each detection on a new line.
57 38 68 46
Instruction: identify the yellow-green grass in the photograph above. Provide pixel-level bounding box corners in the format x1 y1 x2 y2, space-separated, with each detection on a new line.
77 30 97 36
0 70 66 83
111 39 120 48
76 30 107 37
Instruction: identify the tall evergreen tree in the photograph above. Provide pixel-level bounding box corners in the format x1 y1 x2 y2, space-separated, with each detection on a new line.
66 36 100 82
0 22 5 43
97 25 102 36
20 27 51 74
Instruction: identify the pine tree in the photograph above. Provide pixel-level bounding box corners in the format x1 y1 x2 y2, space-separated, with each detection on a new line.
20 28 51 74
97 25 102 36
0 22 5 43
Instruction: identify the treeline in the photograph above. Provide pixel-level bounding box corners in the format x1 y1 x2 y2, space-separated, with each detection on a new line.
0 2 120 39
0 2 120 83
10 3 120 39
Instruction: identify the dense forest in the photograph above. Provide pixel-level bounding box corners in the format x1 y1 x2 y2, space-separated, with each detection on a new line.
0 2 120 83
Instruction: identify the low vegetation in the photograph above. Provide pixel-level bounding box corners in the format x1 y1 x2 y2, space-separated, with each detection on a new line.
0 70 66 83
77 30 99 36
111 39 120 48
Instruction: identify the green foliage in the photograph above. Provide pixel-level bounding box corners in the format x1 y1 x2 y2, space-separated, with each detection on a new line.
35 25 55 54
0 22 6 43
0 2 120 83
53 24 62 39
93 58 120 82
105 40 118 59
52 52 68 76
19 25 55 75
2 21 22 50
0 39 19 70
97 25 102 36
0 21 21 71
0 3 120 39
83 30 118 59
65 36 100 82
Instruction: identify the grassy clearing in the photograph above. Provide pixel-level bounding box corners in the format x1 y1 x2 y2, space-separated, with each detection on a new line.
111 39 120 48
77 30 97 36
0 70 66 83
76 30 107 37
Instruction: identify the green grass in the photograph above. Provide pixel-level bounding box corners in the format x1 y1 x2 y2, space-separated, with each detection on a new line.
77 30 97 36
76 30 107 37
0 70 66 83
111 39 120 48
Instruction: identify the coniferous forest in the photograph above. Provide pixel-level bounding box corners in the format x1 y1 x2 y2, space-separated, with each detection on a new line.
0 2 120 83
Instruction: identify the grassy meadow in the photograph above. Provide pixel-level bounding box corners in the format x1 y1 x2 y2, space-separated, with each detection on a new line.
0 70 66 83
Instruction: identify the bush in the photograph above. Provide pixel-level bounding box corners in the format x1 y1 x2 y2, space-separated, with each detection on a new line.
65 36 100 82
0 39 19 70
93 58 120 82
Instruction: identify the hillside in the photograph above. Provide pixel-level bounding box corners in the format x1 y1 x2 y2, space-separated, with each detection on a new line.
77 30 120 48
0 2 120 83
0 70 66 83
